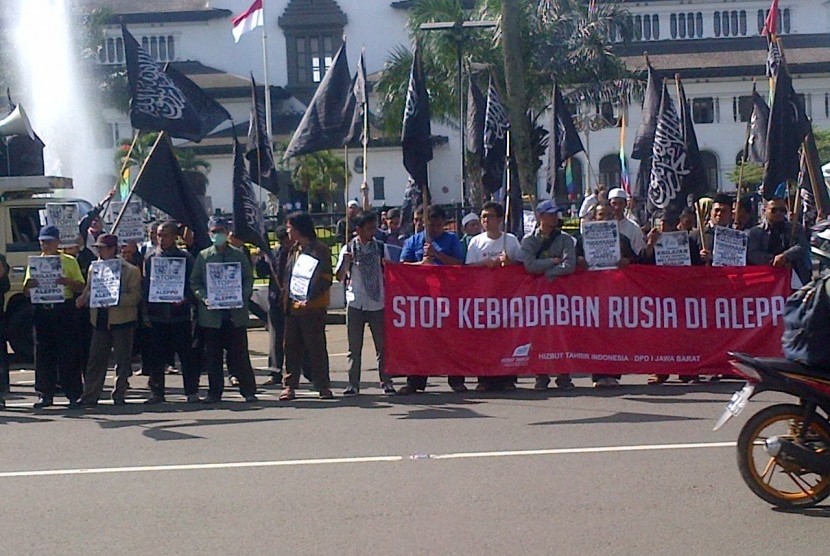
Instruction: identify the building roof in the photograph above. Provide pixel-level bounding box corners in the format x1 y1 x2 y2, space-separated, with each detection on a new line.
79 1 231 23
168 61 296 102
617 34 830 79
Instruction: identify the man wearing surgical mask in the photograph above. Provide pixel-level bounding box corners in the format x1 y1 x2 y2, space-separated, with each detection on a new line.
190 217 257 404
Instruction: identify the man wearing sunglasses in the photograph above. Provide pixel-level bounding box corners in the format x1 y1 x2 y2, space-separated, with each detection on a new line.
747 197 810 285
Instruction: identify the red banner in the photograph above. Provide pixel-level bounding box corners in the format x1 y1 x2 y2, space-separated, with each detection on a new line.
385 265 791 376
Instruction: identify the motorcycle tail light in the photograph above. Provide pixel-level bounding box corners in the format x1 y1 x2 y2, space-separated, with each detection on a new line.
729 361 762 382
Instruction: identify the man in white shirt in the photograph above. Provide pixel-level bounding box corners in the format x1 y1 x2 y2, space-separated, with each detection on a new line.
335 211 395 395
465 201 522 267
608 187 646 256
466 201 522 391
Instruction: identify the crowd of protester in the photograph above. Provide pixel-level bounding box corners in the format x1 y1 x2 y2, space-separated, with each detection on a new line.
0 183 812 410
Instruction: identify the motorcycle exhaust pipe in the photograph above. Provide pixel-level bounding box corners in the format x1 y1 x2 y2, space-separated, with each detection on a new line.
765 436 830 475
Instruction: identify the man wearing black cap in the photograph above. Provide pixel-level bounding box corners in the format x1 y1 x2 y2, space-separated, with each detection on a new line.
76 233 143 406
23 225 86 409
191 216 257 403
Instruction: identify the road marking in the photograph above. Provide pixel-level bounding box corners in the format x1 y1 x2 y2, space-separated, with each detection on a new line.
0 441 735 479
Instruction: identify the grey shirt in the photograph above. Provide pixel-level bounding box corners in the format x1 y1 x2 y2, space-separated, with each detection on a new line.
520 228 576 280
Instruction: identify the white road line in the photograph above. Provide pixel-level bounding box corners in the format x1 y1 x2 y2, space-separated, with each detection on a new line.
0 441 735 479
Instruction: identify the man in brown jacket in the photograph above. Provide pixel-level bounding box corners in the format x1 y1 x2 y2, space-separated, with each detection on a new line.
76 234 142 406
280 211 333 401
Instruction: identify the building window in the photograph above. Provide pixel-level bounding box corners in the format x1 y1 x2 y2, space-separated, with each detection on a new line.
652 15 660 39
825 93 829 119
670 13 677 38
783 8 791 33
701 151 719 191
671 12 702 39
279 0 348 92
740 11 747 35
735 95 754 123
372 177 385 201
99 34 175 65
758 8 790 34
96 122 121 149
692 98 715 124
599 154 622 190
714 13 721 36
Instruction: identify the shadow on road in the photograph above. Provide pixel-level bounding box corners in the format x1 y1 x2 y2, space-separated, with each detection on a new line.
772 505 830 518
529 411 705 426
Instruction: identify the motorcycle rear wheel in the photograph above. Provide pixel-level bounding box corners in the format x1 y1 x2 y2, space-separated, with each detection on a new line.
737 403 830 508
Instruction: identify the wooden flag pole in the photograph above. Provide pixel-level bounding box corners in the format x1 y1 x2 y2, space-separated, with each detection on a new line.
803 127 826 219
112 132 166 233
344 145 350 244
503 128 512 254
694 201 706 248
791 149 806 243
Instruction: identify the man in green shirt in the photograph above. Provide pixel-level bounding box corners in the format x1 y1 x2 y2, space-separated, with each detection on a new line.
23 225 85 409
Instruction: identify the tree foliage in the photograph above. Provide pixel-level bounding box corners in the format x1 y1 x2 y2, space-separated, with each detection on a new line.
291 150 351 208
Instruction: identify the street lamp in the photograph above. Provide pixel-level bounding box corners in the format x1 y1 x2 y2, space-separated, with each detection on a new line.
420 19 497 205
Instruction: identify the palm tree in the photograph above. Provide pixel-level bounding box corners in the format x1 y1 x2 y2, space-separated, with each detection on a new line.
291 150 351 211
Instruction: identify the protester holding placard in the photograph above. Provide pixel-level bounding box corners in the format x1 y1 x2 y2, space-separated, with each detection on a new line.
23 225 86 409
191 217 257 404
577 202 638 272
642 210 702 267
75 234 142 407
747 197 811 284
280 212 333 401
142 221 199 404
608 188 646 255
398 205 466 396
699 194 734 264
520 200 575 391
336 211 395 396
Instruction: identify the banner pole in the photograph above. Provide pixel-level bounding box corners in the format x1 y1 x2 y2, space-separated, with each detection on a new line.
112 132 166 233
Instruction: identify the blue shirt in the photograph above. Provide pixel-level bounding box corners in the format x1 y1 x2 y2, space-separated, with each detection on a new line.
400 231 464 265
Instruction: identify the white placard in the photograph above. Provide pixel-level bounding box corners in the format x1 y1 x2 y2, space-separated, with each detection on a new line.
655 231 692 267
149 257 186 303
28 256 65 304
712 226 748 267
109 201 145 244
45 203 79 247
582 221 621 270
206 262 243 309
89 259 121 308
289 253 320 302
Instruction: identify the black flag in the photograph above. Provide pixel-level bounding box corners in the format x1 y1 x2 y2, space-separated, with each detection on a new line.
246 74 278 194
482 76 510 194
132 133 210 250
676 77 708 198
232 138 271 255
632 60 662 160
401 44 433 191
747 86 770 164
466 75 486 159
284 43 353 159
123 26 226 142
344 50 368 145
547 82 584 193
762 59 808 199
766 38 782 79
648 82 690 212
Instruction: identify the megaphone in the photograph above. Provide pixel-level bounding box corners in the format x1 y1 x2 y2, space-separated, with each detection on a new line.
0 105 35 140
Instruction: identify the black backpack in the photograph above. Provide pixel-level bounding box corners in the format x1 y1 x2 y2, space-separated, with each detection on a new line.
781 272 830 366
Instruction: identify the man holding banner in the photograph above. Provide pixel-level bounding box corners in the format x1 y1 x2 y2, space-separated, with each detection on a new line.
520 200 576 391
142 221 199 404
191 217 258 404
76 234 142 407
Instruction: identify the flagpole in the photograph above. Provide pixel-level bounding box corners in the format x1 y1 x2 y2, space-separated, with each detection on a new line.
260 0 275 210
344 145 350 244
737 79 756 201
110 130 141 204
503 129 511 254
112 132 166 233
803 128 826 218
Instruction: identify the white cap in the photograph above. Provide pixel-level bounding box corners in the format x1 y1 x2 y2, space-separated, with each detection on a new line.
608 187 629 201
347 200 360 208
461 213 480 227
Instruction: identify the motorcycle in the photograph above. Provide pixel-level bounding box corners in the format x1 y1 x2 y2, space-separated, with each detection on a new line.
714 352 830 508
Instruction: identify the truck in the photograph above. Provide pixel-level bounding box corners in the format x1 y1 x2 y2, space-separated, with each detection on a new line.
0 176 92 360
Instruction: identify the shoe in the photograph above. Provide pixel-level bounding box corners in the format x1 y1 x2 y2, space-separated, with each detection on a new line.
397 385 417 396
556 378 575 391
475 383 490 392
319 388 334 400
67 399 82 410
648 374 669 385
133 369 144 376
534 377 550 391
229 376 240 387
381 381 396 395
201 396 221 405
144 395 165 405
679 375 701 384
343 385 359 396
504 382 517 391
33 397 53 409
243 394 258 403
450 383 468 393
77 399 98 408
278 387 295 401
0 398 5 410
112 398 127 406
262 376 282 386
593 377 619 388
165 366 179 375
709 375 722 383
186 394 201 404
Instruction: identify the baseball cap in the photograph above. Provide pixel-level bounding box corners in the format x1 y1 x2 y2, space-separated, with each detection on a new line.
608 187 629 201
347 200 360 208
93 234 118 249
208 216 229 231
461 213 480 227
535 200 559 214
38 225 60 241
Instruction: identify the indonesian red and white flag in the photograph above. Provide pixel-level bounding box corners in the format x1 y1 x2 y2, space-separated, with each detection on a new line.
232 0 264 43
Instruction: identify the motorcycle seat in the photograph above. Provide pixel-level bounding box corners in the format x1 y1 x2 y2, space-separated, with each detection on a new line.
730 352 830 381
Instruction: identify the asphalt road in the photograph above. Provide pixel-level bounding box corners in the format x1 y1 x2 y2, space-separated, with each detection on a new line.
0 325 826 555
